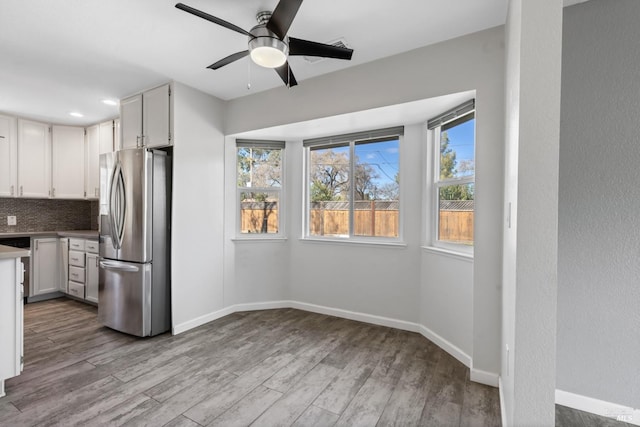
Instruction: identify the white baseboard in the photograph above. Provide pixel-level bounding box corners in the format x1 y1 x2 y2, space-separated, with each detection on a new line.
417 324 472 368
470 366 499 387
288 301 421 334
172 305 234 335
556 389 639 426
499 376 508 427
233 300 291 312
172 299 501 387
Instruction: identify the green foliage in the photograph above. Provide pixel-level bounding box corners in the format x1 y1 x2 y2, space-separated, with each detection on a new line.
439 184 474 201
439 131 474 200
309 149 350 201
237 147 281 188
440 131 457 179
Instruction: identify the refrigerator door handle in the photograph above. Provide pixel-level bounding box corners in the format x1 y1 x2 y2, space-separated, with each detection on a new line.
100 261 140 273
109 162 126 249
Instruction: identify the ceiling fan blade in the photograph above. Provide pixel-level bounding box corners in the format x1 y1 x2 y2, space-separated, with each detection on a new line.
266 0 303 40
207 50 249 70
274 62 298 87
289 37 353 60
175 3 252 37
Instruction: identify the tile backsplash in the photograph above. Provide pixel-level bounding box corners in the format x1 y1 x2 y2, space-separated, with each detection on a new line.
0 198 98 233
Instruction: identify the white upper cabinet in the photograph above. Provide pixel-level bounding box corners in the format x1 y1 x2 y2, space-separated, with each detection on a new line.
0 114 17 197
119 83 171 150
99 120 114 154
51 125 85 199
17 119 51 198
143 84 171 148
120 94 142 150
85 124 100 199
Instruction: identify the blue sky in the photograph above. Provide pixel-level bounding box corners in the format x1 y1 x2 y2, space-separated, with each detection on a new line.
323 117 475 191
445 118 476 176
356 139 399 188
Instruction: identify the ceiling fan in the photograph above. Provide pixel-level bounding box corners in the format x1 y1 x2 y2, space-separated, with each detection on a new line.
175 0 354 88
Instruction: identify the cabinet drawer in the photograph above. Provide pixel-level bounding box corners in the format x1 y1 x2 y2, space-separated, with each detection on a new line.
68 281 85 299
69 250 85 267
69 239 85 251
69 266 85 284
85 240 99 254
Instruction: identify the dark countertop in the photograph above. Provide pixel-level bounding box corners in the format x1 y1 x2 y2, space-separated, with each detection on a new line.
0 230 98 240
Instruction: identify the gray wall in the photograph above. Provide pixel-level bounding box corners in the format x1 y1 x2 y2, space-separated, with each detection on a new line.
558 0 640 409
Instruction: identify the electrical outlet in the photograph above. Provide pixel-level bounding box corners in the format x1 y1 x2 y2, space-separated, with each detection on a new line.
7 215 16 226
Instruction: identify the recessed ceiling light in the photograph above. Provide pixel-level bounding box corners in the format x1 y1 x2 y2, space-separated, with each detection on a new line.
69 112 84 118
102 99 118 106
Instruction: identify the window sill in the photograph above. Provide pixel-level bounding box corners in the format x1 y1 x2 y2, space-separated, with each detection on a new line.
421 245 474 262
232 237 288 243
300 237 407 249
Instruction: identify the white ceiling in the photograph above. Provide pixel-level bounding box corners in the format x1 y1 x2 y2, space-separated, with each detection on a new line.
0 0 508 126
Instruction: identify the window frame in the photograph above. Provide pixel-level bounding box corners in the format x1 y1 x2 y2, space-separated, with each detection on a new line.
303 127 403 243
235 140 285 239
430 106 475 255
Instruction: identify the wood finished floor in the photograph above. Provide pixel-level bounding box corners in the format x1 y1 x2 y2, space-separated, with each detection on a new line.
0 298 501 426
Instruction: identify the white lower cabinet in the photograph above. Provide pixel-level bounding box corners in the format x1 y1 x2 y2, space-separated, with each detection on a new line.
32 238 59 296
0 257 24 396
67 281 85 299
63 238 98 304
85 253 99 304
59 238 68 293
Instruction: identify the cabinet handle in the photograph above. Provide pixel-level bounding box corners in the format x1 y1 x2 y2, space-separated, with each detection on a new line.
10 185 14 196
136 135 141 147
95 188 99 198
52 188 56 197
20 186 23 196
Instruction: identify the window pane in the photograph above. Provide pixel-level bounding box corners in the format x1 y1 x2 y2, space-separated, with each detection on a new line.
440 113 475 180
240 190 280 234
354 139 399 237
309 145 350 237
237 147 282 188
438 183 474 244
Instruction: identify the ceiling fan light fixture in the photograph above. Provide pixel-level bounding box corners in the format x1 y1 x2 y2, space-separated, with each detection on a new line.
249 37 288 68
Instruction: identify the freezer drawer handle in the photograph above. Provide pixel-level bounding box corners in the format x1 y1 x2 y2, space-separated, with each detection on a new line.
99 261 140 273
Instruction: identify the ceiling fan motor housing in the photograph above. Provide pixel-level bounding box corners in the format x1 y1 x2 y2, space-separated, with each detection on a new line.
248 22 289 68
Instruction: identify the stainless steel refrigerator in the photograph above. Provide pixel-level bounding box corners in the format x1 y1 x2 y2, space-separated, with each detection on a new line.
98 148 171 337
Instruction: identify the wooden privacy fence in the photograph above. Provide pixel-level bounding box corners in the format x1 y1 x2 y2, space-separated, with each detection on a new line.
240 200 474 242
309 201 399 237
240 201 279 234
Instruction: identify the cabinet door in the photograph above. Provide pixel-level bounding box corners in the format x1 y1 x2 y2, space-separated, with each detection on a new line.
120 94 142 150
59 238 69 293
0 258 23 381
99 120 114 154
17 119 51 198
86 253 99 303
143 84 171 148
52 125 85 199
0 115 17 197
32 238 59 296
85 125 100 199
